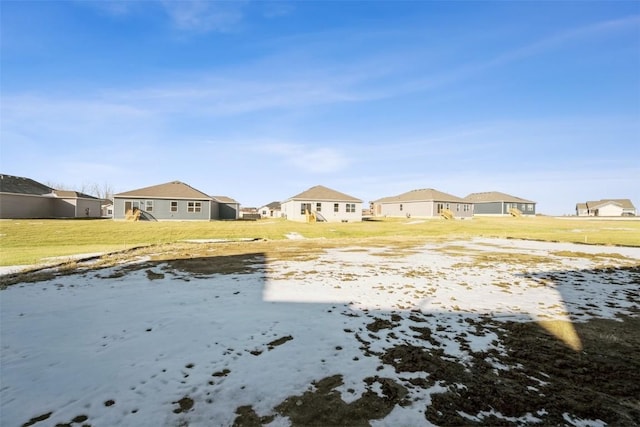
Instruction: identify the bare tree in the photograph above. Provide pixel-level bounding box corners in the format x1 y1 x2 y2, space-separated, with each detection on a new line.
89 182 114 200
45 181 114 200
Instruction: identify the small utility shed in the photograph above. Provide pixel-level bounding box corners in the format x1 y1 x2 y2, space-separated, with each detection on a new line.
576 199 636 217
372 188 472 219
113 181 228 221
281 185 362 222
0 174 102 219
464 191 536 216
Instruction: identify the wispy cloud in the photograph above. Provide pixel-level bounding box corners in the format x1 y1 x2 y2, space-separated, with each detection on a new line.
260 143 350 173
389 14 640 97
161 0 248 33
488 14 640 67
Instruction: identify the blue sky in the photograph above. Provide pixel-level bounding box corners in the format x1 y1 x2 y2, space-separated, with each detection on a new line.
1 1 638 215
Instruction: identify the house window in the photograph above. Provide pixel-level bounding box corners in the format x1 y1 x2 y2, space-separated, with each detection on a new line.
400 204 403 211
188 201 202 213
145 200 153 212
446 203 450 210
346 203 356 213
527 204 534 212
316 202 322 212
170 201 178 212
334 203 339 212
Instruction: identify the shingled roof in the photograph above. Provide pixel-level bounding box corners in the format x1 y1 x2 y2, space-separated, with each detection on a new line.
287 185 362 202
0 174 53 196
374 188 466 203
585 199 635 210
54 190 99 200
115 181 212 200
213 195 239 204
464 191 535 204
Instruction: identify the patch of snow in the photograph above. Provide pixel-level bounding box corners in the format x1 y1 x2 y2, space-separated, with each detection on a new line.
284 232 305 240
563 413 607 427
2 238 638 426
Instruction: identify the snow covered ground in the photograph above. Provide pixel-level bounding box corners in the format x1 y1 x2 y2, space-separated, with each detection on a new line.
1 238 638 427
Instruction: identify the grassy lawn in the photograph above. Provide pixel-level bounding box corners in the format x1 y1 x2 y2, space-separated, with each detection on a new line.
1 216 639 267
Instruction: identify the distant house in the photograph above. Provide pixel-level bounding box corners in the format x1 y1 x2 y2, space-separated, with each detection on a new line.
101 200 114 218
464 191 536 216
259 201 282 218
576 199 636 217
281 185 362 222
371 188 472 219
0 174 102 219
113 181 239 221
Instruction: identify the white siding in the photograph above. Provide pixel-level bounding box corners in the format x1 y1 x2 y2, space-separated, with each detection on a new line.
282 200 362 222
596 203 623 216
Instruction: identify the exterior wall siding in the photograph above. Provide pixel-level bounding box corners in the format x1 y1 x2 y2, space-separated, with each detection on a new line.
473 202 536 216
0 194 53 218
596 204 623 216
75 199 103 218
52 199 76 217
114 198 215 220
282 200 362 222
376 201 473 218
472 202 503 215
0 194 102 218
219 203 239 220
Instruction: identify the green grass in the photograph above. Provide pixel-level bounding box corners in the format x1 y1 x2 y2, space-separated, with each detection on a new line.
1 216 639 266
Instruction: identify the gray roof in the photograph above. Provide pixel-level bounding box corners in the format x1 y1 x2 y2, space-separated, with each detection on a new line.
115 181 213 200
54 190 99 200
213 196 239 204
0 174 98 199
374 188 466 204
287 185 362 203
265 201 281 209
464 191 535 204
0 174 53 195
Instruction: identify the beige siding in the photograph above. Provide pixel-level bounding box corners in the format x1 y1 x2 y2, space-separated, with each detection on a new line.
376 201 473 218
282 200 362 222
597 204 623 216
0 194 53 218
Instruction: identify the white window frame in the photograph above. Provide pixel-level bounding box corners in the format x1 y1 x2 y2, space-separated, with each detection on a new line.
188 201 202 213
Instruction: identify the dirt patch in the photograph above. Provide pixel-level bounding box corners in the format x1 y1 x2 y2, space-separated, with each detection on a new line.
267 335 293 349
21 412 51 427
172 396 194 414
274 374 408 426
424 316 640 426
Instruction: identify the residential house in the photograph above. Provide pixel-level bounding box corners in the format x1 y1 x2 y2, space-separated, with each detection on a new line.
576 199 636 217
0 174 102 219
464 191 536 216
259 201 282 218
113 181 238 221
101 200 114 218
281 185 362 222
371 188 472 219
